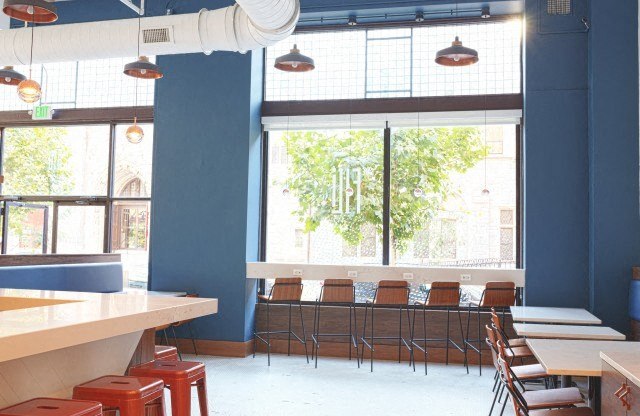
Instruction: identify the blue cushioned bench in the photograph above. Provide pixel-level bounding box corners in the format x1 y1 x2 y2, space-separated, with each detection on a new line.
0 262 123 293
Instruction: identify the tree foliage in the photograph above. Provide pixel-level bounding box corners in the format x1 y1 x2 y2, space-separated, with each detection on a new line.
283 127 485 256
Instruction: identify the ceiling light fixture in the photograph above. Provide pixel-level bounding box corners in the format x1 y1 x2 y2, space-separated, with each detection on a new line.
415 11 424 22
435 0 479 67
0 66 26 86
274 44 315 72
123 12 163 79
2 0 57 24
347 16 357 26
481 6 491 19
17 17 41 103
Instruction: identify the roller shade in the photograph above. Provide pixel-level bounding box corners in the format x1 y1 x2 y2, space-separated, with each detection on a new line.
262 109 522 131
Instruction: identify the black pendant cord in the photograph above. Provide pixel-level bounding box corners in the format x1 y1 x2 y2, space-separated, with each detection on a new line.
133 9 142 124
29 12 35 79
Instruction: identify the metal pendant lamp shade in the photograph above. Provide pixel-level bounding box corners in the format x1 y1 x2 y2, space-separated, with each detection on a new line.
435 36 479 67
3 0 57 23
274 44 315 72
124 56 163 79
0 66 26 86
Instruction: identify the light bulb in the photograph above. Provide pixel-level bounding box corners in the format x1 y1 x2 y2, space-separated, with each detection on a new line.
454 56 460 62
140 69 147 75
27 5 34 14
291 62 298 68
345 187 354 197
17 79 41 103
282 187 290 197
413 188 424 198
126 122 144 144
481 188 490 196
4 77 10 83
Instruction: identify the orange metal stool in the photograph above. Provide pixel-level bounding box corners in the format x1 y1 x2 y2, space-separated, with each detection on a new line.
130 360 207 416
155 345 179 361
72 376 165 416
0 398 102 416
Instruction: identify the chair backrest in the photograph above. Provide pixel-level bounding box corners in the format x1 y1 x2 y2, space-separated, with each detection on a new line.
374 280 410 306
320 279 355 303
426 281 461 307
490 307 512 346
497 355 529 416
270 277 303 302
480 281 516 307
485 324 500 371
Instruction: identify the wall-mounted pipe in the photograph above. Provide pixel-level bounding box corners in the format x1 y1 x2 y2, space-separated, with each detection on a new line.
0 0 299 65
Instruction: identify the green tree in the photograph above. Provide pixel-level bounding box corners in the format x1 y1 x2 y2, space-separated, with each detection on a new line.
284 127 485 260
2 127 73 253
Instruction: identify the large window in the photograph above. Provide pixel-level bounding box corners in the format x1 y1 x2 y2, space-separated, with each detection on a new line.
265 19 522 101
0 57 155 111
0 122 153 288
264 122 519 302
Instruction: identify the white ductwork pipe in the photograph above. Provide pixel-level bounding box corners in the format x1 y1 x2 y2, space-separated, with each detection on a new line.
0 0 299 65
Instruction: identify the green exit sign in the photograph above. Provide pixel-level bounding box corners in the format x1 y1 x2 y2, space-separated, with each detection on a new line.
32 105 53 120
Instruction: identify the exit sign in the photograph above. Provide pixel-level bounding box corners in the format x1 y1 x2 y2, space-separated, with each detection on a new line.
32 105 53 120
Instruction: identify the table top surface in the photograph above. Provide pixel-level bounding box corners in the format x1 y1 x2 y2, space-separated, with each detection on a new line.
526 339 640 377
0 288 218 363
513 323 625 340
601 351 640 388
121 288 188 297
510 306 602 325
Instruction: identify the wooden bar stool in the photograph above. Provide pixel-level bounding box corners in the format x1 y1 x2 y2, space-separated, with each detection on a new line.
253 277 309 366
72 376 165 416
130 360 208 416
155 345 179 361
464 281 516 375
311 278 359 368
0 398 102 416
360 280 412 372
410 281 465 374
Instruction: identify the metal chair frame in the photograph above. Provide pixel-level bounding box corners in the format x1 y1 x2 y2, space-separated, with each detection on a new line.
410 286 466 375
253 281 309 366
464 286 516 375
359 284 413 372
311 283 359 369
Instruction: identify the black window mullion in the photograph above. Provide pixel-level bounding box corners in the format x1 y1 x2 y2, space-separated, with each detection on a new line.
382 124 391 265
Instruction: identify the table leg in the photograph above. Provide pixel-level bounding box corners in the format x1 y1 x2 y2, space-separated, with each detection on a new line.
588 376 601 416
560 375 573 388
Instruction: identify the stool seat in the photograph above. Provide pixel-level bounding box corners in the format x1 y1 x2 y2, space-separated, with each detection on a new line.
0 398 102 416
73 376 165 416
130 360 208 416
155 345 179 361
130 360 205 380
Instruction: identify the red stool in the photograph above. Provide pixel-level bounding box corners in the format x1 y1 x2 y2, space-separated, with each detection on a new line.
0 398 102 416
130 360 207 416
73 376 165 416
154 345 179 361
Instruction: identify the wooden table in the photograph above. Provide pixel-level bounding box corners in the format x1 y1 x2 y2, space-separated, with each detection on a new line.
514 323 625 340
510 306 602 325
526 339 640 415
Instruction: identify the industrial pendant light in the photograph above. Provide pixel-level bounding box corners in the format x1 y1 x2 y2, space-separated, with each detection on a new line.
0 66 26 86
124 12 163 79
17 17 41 103
435 0 479 67
2 0 57 24
274 44 315 72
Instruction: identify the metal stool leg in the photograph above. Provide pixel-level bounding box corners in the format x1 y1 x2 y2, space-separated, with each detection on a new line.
266 301 271 366
410 305 417 372
299 302 309 363
398 306 403 363
370 305 375 372
423 306 428 375
352 304 360 368
170 325 182 360
187 322 199 356
445 308 450 365
477 307 482 375
287 303 293 356
465 305 471 374
360 304 369 365
314 302 321 368
458 307 467 370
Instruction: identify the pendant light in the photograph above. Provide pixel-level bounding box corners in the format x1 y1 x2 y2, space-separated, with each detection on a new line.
274 44 315 73
0 66 26 86
126 76 144 143
3 0 57 24
435 0 479 67
17 17 41 103
124 12 163 80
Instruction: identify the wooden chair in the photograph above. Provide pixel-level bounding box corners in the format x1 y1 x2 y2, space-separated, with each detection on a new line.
410 281 465 374
465 281 517 375
486 325 548 415
496 342 584 414
491 307 527 348
360 280 412 372
311 278 359 368
253 277 309 366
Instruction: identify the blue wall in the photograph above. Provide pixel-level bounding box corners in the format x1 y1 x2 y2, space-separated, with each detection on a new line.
45 0 640 338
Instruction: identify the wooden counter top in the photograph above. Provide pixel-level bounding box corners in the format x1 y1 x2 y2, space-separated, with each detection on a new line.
0 288 218 363
600 350 640 387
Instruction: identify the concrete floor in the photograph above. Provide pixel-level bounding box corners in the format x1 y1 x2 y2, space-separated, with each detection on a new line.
178 353 515 416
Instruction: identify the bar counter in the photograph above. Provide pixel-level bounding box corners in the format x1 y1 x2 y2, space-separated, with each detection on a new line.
0 289 218 407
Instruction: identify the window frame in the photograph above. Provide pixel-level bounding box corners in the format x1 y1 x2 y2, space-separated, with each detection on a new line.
0 106 153 277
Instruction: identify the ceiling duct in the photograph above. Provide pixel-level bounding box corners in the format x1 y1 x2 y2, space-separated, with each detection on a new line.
0 0 300 65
